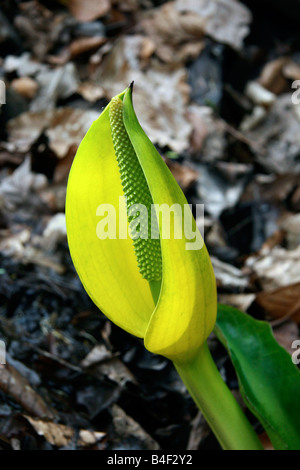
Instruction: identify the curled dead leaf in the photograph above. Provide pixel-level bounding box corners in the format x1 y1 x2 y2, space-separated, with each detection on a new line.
246 246 300 291
256 283 300 324
23 415 105 447
0 363 57 420
66 0 111 22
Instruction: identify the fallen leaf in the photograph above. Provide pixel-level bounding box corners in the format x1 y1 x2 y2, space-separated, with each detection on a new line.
246 245 300 290
4 52 46 77
139 0 251 66
94 35 192 152
195 161 252 217
113 0 139 12
53 144 78 182
258 57 288 94
80 345 136 385
283 60 300 81
218 293 255 312
7 107 99 157
256 283 300 323
0 150 24 168
242 174 300 209
0 157 47 210
139 37 156 60
138 1 205 64
175 0 252 50
280 213 300 250
30 63 79 112
112 404 160 450
0 363 57 419
66 0 111 22
80 345 112 368
243 94 300 174
14 2 69 60
187 105 226 159
239 106 267 132
245 81 276 107
77 82 105 103
42 213 67 249
211 256 250 290
11 77 39 99
23 415 105 447
165 158 199 192
69 36 106 58
186 411 210 450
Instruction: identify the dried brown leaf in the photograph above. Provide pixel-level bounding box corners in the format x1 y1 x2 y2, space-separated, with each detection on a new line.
31 63 79 112
165 158 198 192
69 36 106 58
246 245 300 291
23 415 105 447
283 60 300 81
0 363 57 420
0 157 47 210
139 0 251 66
211 256 250 290
139 2 205 64
94 35 192 152
186 411 209 450
187 105 225 159
7 108 99 157
256 283 300 323
258 57 288 94
175 0 251 50
243 95 300 174
11 77 39 99
66 0 111 22
80 345 112 368
14 2 68 60
242 174 300 209
195 161 252 217
112 405 160 450
80 345 136 385
77 82 105 103
218 293 255 312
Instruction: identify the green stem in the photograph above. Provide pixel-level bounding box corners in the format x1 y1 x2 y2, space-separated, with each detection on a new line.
174 342 263 450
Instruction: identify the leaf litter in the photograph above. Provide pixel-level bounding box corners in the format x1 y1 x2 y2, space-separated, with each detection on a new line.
0 0 299 450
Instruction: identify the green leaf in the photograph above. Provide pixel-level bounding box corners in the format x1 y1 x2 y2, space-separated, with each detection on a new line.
215 304 300 450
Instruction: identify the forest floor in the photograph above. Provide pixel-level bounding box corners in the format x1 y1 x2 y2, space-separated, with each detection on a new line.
0 0 300 450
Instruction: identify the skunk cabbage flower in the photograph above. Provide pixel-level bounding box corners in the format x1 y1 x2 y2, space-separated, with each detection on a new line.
66 85 216 363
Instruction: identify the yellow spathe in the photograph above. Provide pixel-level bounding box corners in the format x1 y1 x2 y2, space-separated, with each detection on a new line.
66 86 217 362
